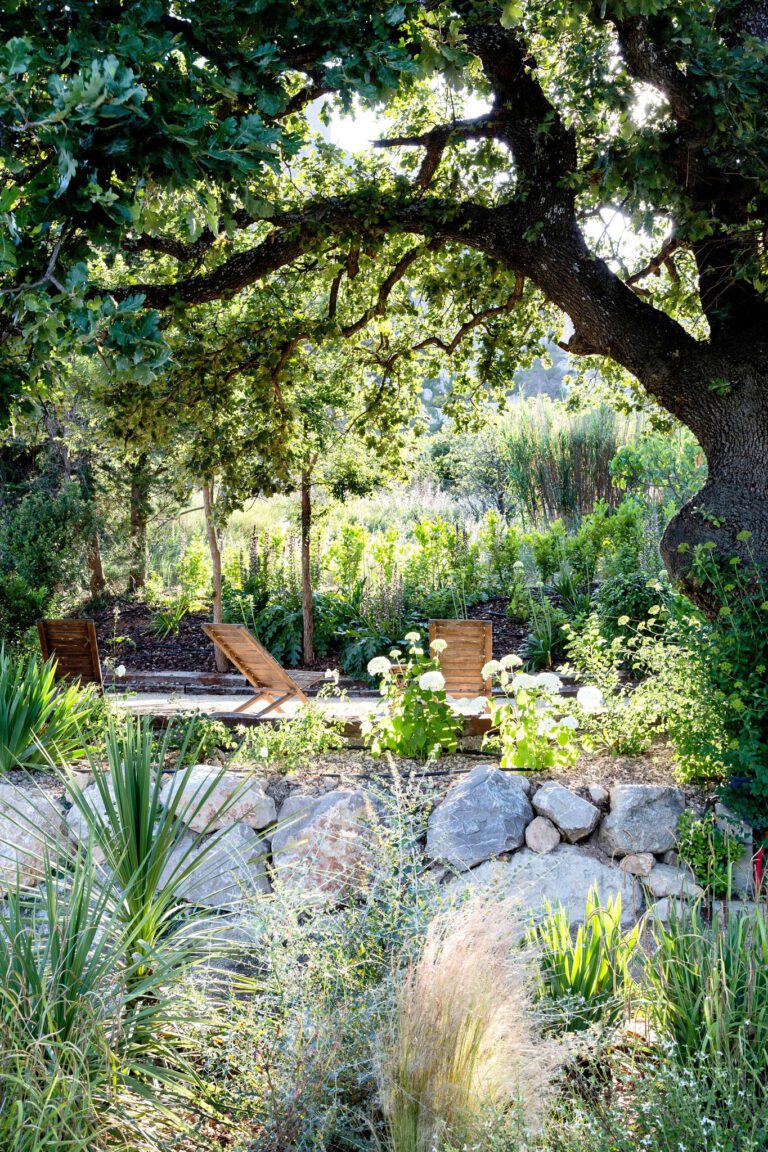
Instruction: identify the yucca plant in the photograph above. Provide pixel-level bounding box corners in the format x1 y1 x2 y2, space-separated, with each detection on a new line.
645 899 768 1096
0 646 101 771
532 888 638 1033
63 714 257 967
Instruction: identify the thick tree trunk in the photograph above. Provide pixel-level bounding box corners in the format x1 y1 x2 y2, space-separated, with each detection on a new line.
203 483 229 672
660 361 768 613
86 533 107 598
128 453 151 593
300 469 314 664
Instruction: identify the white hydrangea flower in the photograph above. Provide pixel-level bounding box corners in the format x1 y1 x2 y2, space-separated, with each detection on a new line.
115 664 126 678
512 672 537 692
513 560 525 570
559 715 579 730
324 668 338 681
404 631 421 643
536 672 563 693
367 656 392 676
389 648 402 660
419 669 446 692
500 653 523 669
481 659 503 679
577 685 605 713
538 715 556 734
259 746 269 758
429 637 448 653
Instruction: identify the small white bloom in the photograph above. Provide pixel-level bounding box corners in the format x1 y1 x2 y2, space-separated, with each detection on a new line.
324 668 336 680
404 630 421 643
418 670 446 692
512 672 537 692
115 664 126 678
367 656 392 676
500 653 523 669
513 560 525 570
412 647 424 656
481 659 503 679
559 715 579 730
538 715 555 734
389 648 402 660
535 672 563 693
259 746 269 758
429 638 448 653
577 686 605 713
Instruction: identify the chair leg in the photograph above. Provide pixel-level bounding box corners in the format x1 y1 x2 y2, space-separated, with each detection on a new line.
234 690 296 717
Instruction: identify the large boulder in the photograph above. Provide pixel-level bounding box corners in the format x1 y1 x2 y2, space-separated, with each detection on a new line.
532 783 600 843
65 777 119 862
161 823 270 909
715 803 754 895
598 785 685 857
645 863 703 900
159 766 276 832
426 765 533 871
0 785 67 892
271 791 381 902
448 844 641 926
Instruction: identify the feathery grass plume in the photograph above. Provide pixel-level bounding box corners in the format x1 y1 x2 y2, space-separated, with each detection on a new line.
378 897 563 1152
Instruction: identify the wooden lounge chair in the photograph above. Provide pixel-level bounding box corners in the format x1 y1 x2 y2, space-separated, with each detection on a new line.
202 623 323 716
37 618 103 689
428 619 493 699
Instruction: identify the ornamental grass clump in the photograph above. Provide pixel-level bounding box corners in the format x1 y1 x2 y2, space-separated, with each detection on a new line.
362 632 461 760
483 656 583 771
378 899 563 1152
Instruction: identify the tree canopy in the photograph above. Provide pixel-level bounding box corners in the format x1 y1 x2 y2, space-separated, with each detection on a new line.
2 1 768 600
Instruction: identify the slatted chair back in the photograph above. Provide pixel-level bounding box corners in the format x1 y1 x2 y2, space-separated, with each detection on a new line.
37 619 103 689
202 623 311 716
428 619 493 698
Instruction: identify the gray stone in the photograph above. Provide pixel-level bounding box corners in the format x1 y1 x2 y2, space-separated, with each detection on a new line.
160 765 276 832
661 849 679 866
645 863 703 900
598 785 685 857
715 803 754 895
620 852 655 878
161 823 270 909
0 785 67 891
426 766 533 870
532 782 600 843
646 897 686 925
448 844 642 926
587 784 609 808
272 790 381 902
525 815 561 855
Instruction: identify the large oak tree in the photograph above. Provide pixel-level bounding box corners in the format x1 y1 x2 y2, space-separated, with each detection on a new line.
2 1 768 606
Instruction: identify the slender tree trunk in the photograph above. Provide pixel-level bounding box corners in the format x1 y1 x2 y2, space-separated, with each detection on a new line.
300 468 314 664
86 533 107 598
128 453 151 593
203 483 229 672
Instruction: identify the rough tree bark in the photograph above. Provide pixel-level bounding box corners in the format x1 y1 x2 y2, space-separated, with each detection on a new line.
128 453 151 593
86 533 106 598
203 482 229 672
300 467 314 665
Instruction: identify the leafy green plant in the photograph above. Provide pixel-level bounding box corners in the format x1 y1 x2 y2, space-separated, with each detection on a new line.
150 592 191 638
644 899 768 1100
235 679 346 774
363 633 461 760
520 596 568 670
676 810 745 897
0 574 50 648
483 662 581 772
0 646 102 771
531 888 638 1034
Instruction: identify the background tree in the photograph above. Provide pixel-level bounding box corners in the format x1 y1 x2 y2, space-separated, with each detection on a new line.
3 2 768 608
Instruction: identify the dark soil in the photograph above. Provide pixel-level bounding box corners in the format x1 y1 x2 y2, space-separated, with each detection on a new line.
88 595 528 676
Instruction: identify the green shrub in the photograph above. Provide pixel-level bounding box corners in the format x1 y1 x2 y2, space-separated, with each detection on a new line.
0 574 49 647
235 684 346 774
531 888 638 1034
0 647 102 771
150 592 191 637
594 570 669 638
676 810 745 897
484 664 581 772
363 633 461 760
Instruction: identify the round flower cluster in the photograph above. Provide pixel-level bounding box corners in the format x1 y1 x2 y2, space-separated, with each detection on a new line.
367 656 392 677
418 669 446 692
